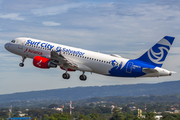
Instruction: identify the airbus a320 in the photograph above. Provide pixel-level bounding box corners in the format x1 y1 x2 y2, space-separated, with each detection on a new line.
4 36 175 81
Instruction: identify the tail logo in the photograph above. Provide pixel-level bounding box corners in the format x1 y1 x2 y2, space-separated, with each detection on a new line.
110 60 124 69
147 39 171 64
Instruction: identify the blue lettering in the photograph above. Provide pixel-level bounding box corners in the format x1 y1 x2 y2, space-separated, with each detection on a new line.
73 51 77 54
45 43 48 48
49 45 54 50
26 40 31 44
41 43 45 47
37 42 41 46
33 42 37 45
63 48 66 52
54 46 85 55
66 49 69 53
46 44 50 49
56 46 61 52
30 41 34 45
69 49 73 53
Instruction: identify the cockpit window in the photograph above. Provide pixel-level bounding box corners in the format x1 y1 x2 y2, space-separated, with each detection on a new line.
11 40 15 43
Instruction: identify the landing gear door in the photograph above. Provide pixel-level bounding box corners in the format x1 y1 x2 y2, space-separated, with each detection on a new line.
126 62 133 73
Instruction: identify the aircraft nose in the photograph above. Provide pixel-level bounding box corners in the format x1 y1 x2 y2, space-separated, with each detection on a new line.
4 43 10 50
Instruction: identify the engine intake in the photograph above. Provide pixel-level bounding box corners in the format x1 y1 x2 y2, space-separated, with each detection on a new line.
33 56 57 69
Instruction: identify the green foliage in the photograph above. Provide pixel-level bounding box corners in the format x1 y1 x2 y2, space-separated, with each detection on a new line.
144 112 156 120
49 113 69 120
110 113 125 120
78 114 90 120
89 113 99 120
161 113 180 120
122 106 131 113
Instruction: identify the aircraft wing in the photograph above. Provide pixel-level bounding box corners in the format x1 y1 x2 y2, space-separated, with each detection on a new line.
50 51 92 72
51 51 77 67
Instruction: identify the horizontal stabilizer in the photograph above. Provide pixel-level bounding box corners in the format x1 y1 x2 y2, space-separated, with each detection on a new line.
170 71 177 74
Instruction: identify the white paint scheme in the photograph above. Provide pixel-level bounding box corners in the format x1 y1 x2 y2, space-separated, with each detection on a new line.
4 37 173 80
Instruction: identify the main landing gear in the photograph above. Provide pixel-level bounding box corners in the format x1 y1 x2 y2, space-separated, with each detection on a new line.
79 74 87 81
62 71 87 81
19 57 26 67
62 72 70 79
79 72 87 81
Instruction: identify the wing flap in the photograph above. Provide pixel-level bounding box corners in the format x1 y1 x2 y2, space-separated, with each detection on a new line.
51 51 82 69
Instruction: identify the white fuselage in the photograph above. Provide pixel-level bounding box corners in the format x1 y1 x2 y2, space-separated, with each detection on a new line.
5 37 129 75
5 37 172 78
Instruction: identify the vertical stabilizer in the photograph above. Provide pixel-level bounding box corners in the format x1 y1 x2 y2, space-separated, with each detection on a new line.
137 36 175 67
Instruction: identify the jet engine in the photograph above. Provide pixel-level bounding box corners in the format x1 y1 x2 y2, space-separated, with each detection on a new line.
33 56 57 69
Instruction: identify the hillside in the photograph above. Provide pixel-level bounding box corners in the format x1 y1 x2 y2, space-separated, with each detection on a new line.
0 80 180 103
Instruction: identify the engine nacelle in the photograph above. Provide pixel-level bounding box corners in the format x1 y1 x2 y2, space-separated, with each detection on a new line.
33 56 57 69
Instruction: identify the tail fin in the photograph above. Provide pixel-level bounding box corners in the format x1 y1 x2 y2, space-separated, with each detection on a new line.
137 36 175 67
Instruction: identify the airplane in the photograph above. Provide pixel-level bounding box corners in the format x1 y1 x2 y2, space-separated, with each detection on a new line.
4 36 175 81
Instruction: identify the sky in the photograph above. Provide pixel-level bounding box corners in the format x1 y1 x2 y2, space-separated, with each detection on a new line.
1 0 180 95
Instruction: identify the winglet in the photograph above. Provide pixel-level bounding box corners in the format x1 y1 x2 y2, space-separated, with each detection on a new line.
136 36 175 67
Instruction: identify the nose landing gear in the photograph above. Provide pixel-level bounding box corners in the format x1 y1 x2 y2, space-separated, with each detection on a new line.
19 57 26 67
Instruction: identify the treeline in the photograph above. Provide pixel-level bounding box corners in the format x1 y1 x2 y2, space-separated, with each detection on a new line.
1 106 180 120
1 94 180 108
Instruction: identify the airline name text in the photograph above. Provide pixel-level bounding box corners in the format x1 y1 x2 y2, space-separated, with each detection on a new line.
26 39 85 56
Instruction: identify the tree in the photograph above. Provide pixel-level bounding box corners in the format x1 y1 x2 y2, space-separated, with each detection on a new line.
124 113 135 120
78 114 89 120
89 113 99 120
43 114 49 120
145 112 156 120
110 113 125 120
122 106 131 113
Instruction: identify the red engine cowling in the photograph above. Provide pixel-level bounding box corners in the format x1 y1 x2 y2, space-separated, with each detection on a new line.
60 66 76 71
33 56 57 69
